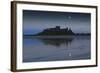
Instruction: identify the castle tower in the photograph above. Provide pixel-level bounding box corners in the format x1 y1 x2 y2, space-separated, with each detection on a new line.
56 26 60 30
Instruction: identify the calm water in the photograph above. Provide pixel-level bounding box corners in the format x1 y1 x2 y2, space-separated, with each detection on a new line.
23 36 91 62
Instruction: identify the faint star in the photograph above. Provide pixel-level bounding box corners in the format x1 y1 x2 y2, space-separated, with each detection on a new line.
68 16 72 19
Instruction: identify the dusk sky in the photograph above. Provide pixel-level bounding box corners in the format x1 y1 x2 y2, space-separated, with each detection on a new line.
23 10 91 35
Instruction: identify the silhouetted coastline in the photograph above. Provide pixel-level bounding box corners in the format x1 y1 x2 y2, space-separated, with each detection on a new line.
35 26 75 36
24 26 90 37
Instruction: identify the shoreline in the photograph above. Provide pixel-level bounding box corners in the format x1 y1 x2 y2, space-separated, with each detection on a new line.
23 35 90 39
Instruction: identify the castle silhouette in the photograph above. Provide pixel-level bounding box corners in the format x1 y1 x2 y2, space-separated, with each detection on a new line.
35 26 75 36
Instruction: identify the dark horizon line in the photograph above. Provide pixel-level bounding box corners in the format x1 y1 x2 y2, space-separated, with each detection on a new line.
23 33 91 36
23 26 90 36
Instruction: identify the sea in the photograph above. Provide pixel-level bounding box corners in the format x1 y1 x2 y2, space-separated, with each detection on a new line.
23 36 91 62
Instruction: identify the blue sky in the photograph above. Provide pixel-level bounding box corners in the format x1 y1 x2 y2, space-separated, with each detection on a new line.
23 10 91 35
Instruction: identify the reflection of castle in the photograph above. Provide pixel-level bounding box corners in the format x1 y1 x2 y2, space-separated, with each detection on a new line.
36 26 75 35
39 38 73 47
